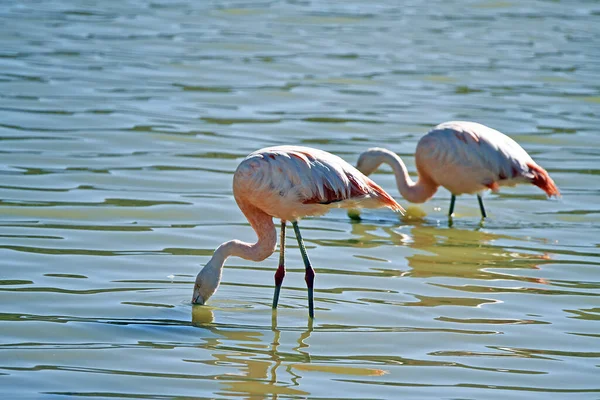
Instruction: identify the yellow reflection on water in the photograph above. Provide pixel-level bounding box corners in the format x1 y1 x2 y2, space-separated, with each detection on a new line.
291 363 387 376
347 220 552 309
191 308 316 398
349 221 551 282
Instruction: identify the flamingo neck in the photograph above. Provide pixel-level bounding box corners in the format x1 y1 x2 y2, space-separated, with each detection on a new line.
368 148 438 204
194 201 277 302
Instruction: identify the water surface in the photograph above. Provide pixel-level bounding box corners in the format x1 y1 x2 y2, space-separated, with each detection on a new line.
1 0 599 399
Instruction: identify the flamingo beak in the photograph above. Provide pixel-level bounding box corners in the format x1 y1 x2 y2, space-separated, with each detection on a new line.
192 285 205 305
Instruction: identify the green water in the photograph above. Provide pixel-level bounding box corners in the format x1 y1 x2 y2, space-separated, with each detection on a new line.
1 1 599 399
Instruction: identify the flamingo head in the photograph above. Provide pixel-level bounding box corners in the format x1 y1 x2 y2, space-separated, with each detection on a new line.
191 260 222 305
191 281 207 305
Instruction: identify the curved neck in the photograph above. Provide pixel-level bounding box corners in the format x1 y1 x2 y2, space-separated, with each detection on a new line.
367 149 438 204
199 200 277 291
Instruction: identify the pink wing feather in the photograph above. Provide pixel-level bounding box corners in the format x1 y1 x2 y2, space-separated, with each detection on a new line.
416 121 559 196
234 145 403 220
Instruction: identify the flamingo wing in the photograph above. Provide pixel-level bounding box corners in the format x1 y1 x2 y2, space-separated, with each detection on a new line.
417 121 558 195
234 145 403 220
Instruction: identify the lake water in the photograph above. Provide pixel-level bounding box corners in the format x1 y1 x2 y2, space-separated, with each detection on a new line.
1 0 599 399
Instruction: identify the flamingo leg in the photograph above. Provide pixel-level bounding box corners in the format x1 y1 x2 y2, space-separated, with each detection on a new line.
477 195 487 218
272 220 286 309
448 194 456 217
292 221 315 319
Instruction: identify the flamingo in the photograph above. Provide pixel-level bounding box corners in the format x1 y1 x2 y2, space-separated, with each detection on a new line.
192 145 404 318
355 121 560 218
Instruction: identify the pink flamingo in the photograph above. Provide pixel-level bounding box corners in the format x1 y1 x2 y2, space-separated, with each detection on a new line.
192 145 404 318
356 121 560 218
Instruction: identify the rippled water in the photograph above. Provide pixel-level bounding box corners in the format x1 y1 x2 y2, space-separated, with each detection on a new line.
1 0 599 398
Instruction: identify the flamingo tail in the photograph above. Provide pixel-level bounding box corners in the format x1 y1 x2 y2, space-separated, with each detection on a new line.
365 179 405 214
527 163 560 197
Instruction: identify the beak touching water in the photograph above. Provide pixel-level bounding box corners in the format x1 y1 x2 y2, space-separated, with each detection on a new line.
192 284 204 305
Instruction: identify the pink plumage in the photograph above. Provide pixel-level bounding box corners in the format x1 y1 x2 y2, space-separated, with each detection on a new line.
234 145 403 221
356 121 559 217
193 145 404 318
416 121 559 196
526 162 560 197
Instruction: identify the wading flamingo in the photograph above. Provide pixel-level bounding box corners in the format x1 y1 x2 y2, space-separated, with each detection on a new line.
356 121 559 218
192 145 404 318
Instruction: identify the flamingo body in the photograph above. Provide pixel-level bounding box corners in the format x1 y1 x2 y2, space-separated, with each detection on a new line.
235 145 402 221
356 121 559 217
416 121 558 196
193 145 404 317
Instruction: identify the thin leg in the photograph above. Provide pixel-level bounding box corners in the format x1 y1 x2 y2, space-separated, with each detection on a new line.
292 221 315 319
477 195 487 219
273 220 286 309
448 194 456 217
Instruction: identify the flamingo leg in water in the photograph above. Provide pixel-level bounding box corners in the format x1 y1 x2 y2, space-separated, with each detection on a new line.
292 221 315 319
477 195 487 219
272 220 286 309
448 195 456 217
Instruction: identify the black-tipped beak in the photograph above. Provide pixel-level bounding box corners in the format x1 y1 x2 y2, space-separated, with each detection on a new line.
192 292 204 304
